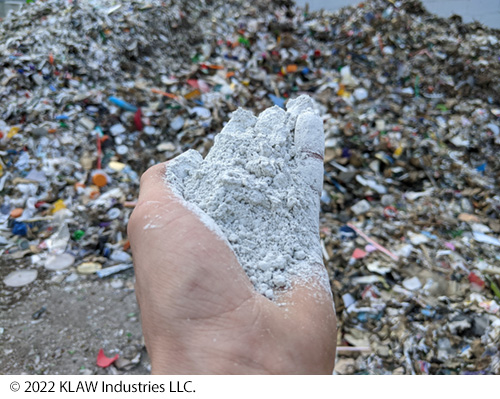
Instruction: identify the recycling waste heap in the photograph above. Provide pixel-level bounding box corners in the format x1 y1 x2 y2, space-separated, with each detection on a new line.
1 0 500 374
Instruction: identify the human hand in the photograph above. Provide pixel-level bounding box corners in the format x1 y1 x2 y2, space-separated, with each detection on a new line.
128 98 336 374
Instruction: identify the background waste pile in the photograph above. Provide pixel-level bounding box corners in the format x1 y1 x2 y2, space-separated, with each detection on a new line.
1 0 499 374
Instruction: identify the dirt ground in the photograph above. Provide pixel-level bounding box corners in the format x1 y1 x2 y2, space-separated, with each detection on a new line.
0 258 150 375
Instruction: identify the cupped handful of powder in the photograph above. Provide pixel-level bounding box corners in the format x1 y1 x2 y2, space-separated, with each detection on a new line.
165 95 328 300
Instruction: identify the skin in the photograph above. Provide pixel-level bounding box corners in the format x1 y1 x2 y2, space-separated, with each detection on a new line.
128 162 337 374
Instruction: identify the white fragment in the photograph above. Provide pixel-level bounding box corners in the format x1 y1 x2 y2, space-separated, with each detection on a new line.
351 199 371 215
402 276 422 291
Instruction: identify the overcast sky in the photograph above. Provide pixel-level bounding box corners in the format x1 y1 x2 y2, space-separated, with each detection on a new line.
294 0 500 29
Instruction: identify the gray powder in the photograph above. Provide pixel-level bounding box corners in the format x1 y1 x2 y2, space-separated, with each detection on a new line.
165 95 328 299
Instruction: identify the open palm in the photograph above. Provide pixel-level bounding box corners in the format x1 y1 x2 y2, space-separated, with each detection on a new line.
128 163 336 374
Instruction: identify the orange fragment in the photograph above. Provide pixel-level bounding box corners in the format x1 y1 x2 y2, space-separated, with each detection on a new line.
151 88 177 99
123 240 130 251
226 71 235 79
10 208 23 218
92 172 108 187
184 89 201 100
286 64 298 73
89 189 100 200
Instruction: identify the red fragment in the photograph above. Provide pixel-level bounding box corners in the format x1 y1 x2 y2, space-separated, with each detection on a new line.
314 49 321 57
468 272 485 289
134 108 143 131
187 79 199 89
96 348 119 368
352 248 368 259
383 206 397 219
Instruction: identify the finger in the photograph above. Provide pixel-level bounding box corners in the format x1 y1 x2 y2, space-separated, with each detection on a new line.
294 110 324 160
136 162 171 204
254 105 288 137
295 112 324 195
220 108 257 135
164 149 203 198
128 162 183 251
206 108 257 163
287 96 324 195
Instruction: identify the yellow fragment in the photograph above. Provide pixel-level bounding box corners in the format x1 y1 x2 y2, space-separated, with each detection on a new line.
8 127 20 138
52 199 66 214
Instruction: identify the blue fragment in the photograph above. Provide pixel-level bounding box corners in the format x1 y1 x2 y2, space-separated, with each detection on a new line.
357 312 368 322
421 231 438 240
108 96 138 112
340 225 357 240
364 12 375 23
476 162 487 173
12 222 28 237
268 94 285 108
384 154 394 164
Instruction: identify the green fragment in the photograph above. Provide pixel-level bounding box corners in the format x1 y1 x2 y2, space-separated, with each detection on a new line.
80 366 85 370
127 312 136 318
191 54 200 63
68 350 75 355
26 0 35 3
378 277 390 290
436 104 448 111
99 31 106 43
72 230 85 241
126 332 132 338
59 122 68 128
449 230 463 238
238 36 250 47
485 276 500 300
